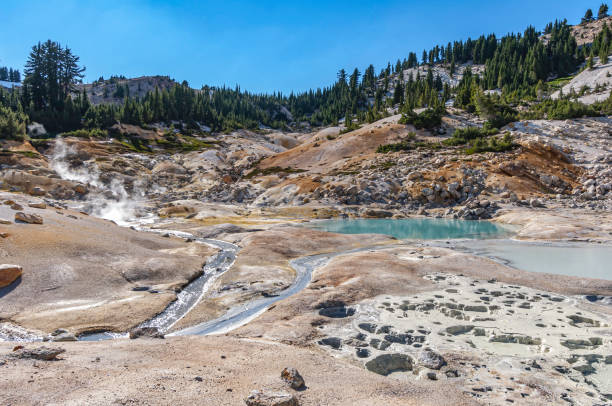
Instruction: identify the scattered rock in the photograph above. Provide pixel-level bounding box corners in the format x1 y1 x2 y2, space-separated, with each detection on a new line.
318 306 355 318
560 338 601 350
10 203 23 210
0 218 11 225
14 212 43 224
418 349 446 370
30 187 46 197
445 370 460 378
0 264 23 288
445 325 474 335
356 348 371 358
280 367 305 390
489 335 541 345
50 329 77 342
318 337 341 349
73 184 88 195
358 323 377 333
370 338 391 350
10 346 65 361
28 202 46 209
473 328 486 336
464 305 488 312
567 315 600 327
245 390 298 406
128 327 165 339
365 353 413 376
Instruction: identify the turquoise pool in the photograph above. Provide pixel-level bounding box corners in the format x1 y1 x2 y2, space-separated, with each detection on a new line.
305 218 516 240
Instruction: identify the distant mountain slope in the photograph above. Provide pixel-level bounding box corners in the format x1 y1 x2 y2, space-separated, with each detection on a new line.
570 15 612 46
76 75 178 105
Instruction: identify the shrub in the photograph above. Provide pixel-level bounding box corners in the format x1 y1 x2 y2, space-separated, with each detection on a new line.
465 133 516 154
520 99 602 120
399 107 445 129
377 141 413 153
475 92 518 128
443 126 498 146
244 166 306 179
60 128 108 138
376 132 417 153
0 105 27 140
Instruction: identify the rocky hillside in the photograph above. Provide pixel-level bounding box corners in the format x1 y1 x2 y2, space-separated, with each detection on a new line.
551 57 612 103
570 15 612 46
77 75 178 105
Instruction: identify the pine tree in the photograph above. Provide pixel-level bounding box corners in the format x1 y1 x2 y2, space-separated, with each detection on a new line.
582 9 594 24
588 53 595 69
600 44 609 64
23 40 85 131
598 3 609 19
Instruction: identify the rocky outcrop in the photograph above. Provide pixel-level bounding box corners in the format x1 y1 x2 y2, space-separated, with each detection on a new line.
245 390 298 406
10 346 65 361
14 212 43 224
454 199 499 220
0 264 23 287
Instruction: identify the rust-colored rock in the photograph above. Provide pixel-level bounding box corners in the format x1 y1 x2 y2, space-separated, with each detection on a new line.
15 212 43 224
0 264 23 287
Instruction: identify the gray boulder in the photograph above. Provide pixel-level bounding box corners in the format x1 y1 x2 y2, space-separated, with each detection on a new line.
365 353 413 376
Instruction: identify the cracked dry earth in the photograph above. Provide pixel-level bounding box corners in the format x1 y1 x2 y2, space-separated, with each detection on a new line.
316 273 612 405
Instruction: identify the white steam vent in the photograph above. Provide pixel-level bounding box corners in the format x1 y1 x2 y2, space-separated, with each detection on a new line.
50 137 145 225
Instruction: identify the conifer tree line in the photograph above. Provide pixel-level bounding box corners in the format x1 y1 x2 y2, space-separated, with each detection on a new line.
0 66 21 83
0 5 610 139
582 3 609 23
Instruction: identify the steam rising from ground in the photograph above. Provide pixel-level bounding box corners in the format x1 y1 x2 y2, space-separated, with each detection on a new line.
51 138 145 225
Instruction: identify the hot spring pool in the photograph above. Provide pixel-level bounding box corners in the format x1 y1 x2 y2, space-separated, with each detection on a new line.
305 218 612 280
305 218 516 240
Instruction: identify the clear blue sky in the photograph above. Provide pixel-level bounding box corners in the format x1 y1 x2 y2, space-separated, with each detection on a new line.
0 0 598 94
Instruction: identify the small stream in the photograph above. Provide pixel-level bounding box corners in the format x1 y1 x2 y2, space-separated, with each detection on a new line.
173 251 334 336
173 243 404 336
79 234 239 341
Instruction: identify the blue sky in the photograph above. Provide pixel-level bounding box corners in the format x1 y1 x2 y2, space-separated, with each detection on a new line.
0 0 597 93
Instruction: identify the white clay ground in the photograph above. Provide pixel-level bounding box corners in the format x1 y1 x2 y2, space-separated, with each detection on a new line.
316 272 612 405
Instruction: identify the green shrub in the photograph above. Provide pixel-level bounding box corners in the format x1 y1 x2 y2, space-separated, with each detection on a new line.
0 105 27 140
443 126 498 146
377 141 413 153
61 128 108 138
520 99 603 120
244 166 306 179
376 132 417 153
475 92 518 128
465 133 516 154
155 133 213 152
399 107 444 129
